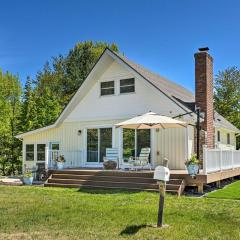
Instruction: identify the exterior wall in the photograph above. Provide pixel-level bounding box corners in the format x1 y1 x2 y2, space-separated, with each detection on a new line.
215 128 236 149
22 59 194 170
65 61 185 122
155 125 194 169
22 119 189 170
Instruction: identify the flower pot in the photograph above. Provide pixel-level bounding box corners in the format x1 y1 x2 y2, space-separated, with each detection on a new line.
57 162 64 170
23 177 34 185
187 164 199 177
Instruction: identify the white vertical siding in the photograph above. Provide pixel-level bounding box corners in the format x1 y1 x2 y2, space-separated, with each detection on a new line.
155 126 194 169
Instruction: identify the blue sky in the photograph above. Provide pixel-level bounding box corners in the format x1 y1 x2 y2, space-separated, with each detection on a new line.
1 0 240 92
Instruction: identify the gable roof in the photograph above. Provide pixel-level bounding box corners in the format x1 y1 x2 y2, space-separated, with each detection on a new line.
16 48 240 138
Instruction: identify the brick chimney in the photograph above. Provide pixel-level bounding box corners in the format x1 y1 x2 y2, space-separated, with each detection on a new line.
194 47 214 149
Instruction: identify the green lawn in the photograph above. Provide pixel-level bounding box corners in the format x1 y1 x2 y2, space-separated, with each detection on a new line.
1 186 240 240
207 180 240 200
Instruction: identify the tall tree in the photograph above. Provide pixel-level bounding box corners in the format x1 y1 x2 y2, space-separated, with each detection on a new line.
20 76 38 132
214 67 240 149
0 70 22 175
22 41 119 131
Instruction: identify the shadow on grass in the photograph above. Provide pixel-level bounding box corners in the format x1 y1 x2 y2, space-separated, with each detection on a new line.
120 224 148 236
77 188 142 195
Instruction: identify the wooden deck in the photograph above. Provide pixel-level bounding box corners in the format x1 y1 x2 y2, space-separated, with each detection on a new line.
45 168 240 194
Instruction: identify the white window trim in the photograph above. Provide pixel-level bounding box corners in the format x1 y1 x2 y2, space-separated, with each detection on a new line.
100 80 115 97
119 78 135 94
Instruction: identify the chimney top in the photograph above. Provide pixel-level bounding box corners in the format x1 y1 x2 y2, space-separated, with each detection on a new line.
198 47 209 52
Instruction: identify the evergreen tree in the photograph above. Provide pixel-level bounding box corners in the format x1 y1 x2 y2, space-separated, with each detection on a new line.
20 76 37 132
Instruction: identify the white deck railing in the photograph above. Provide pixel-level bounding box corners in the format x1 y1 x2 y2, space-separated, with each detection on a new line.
203 148 240 174
45 148 84 169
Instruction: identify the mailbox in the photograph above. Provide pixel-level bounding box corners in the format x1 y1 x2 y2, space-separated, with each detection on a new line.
154 166 170 182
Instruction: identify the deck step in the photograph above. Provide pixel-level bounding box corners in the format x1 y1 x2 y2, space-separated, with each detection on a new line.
51 174 156 183
44 182 159 192
48 178 158 189
45 169 186 195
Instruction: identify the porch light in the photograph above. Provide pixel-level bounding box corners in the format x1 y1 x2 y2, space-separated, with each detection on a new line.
78 130 82 136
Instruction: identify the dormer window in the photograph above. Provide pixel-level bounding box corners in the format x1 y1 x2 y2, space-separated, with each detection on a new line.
100 81 114 96
120 78 135 94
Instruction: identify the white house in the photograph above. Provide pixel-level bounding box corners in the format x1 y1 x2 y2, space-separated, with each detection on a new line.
16 48 240 173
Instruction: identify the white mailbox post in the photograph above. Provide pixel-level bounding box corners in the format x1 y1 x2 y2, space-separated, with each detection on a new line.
154 166 170 227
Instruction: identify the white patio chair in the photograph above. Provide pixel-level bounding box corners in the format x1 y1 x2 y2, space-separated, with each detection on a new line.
103 148 119 169
122 148 151 170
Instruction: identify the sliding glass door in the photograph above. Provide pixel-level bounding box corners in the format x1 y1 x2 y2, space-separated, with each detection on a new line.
87 128 112 163
123 129 151 161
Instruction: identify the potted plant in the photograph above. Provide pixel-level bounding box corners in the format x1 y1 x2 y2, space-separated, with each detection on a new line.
185 154 200 177
55 155 65 170
23 170 34 185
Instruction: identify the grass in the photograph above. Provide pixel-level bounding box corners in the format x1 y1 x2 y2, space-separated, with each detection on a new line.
0 186 240 240
207 180 240 200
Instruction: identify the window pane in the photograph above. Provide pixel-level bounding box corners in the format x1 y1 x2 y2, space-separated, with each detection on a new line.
99 128 112 162
120 85 135 94
37 144 45 152
137 129 151 158
87 129 98 162
227 134 230 144
120 78 134 86
51 143 59 150
217 131 221 142
37 153 45 161
26 144 34 161
26 153 34 161
123 129 135 159
37 144 45 161
26 144 34 152
101 88 114 96
101 81 114 88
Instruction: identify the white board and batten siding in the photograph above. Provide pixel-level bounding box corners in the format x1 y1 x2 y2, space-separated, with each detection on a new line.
22 59 193 170
155 125 194 169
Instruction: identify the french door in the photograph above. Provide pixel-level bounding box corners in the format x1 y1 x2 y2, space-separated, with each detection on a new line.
87 128 112 163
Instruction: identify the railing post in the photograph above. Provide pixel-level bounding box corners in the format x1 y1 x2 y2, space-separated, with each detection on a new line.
203 146 207 175
232 149 234 169
45 146 49 170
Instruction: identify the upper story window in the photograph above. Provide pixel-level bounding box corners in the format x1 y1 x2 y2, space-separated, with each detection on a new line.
26 144 34 161
227 133 231 144
100 81 114 96
120 78 135 94
217 131 221 142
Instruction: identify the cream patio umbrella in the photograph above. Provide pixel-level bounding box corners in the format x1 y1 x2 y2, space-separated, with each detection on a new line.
115 111 187 228
115 111 187 129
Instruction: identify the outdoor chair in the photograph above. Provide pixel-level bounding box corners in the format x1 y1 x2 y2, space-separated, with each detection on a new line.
103 148 119 169
122 147 151 170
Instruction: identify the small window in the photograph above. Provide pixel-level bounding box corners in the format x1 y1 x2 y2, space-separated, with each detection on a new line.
100 81 114 96
51 143 59 150
217 131 221 142
120 78 135 94
227 133 231 144
26 144 34 161
37 144 46 161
